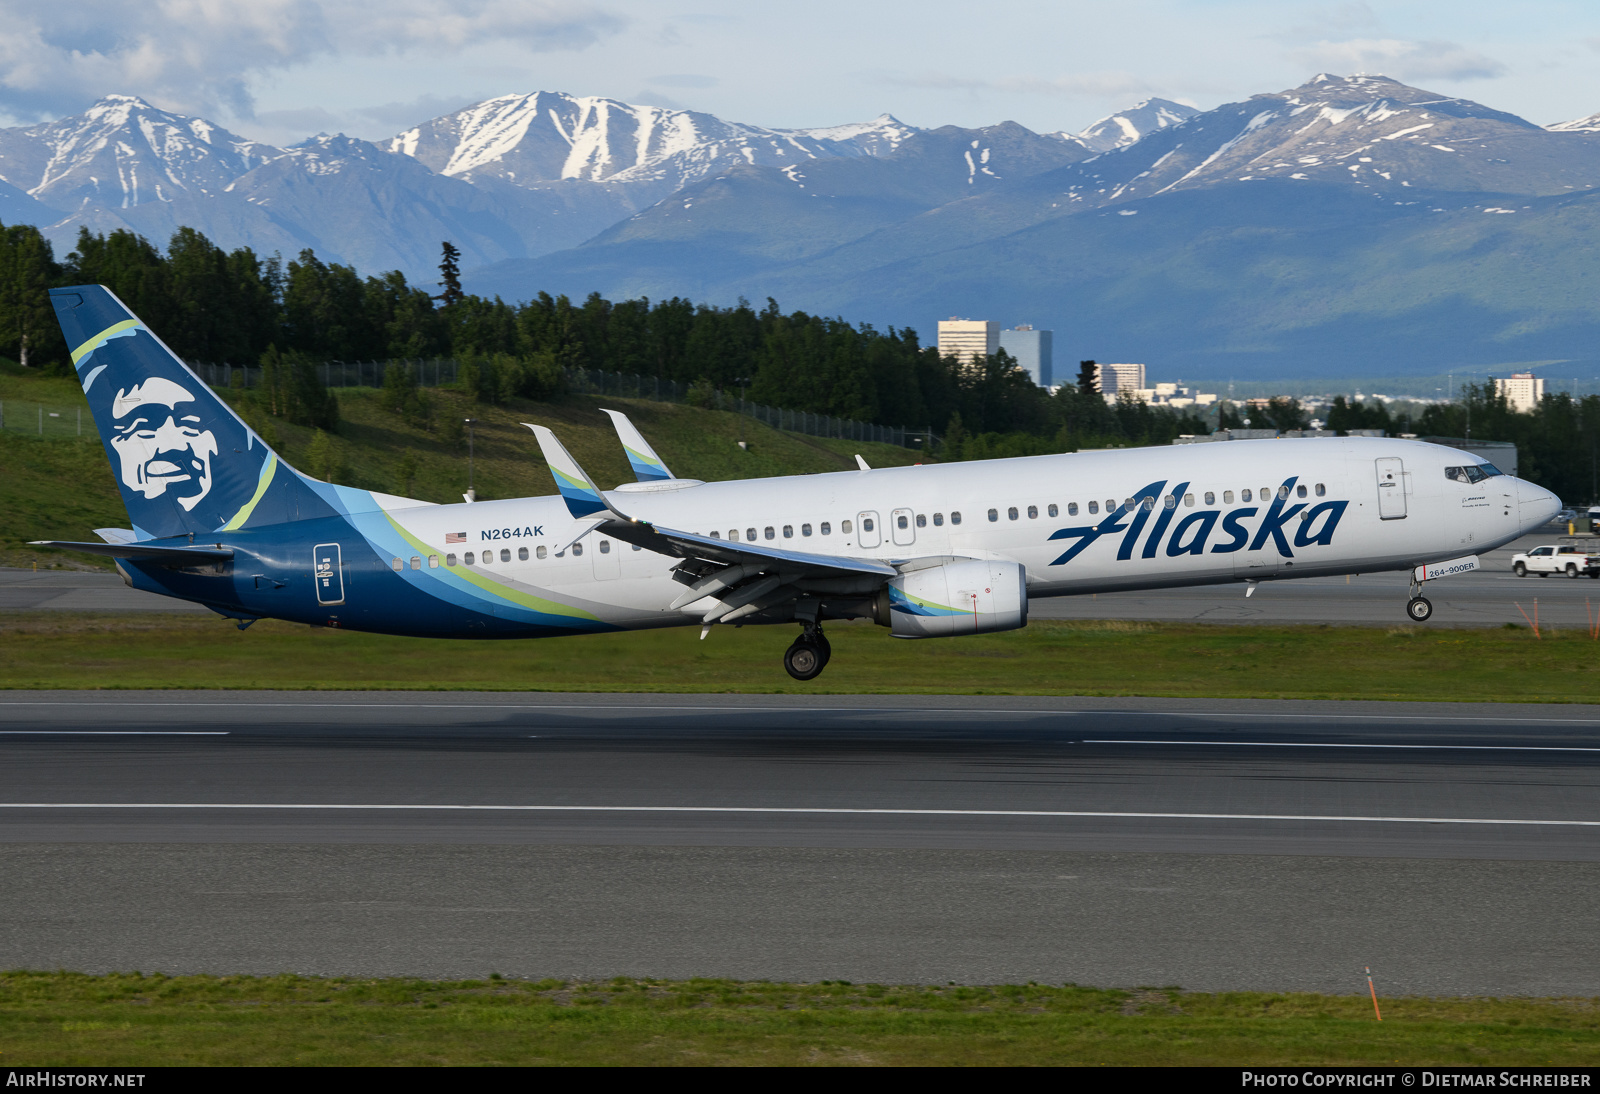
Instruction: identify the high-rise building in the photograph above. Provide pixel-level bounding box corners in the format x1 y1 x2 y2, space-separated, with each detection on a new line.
999 325 1053 387
937 318 998 364
1094 362 1146 395
1494 372 1544 413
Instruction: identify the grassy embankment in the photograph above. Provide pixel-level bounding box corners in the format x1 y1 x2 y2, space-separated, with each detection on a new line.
0 360 924 570
2 613 1596 700
2 973 1597 1066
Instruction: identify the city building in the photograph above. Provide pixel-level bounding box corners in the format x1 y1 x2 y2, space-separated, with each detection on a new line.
998 325 1053 387
1094 362 1145 395
937 318 998 364
1494 372 1545 413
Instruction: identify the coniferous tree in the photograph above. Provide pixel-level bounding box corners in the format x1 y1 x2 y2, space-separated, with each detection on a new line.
434 241 463 307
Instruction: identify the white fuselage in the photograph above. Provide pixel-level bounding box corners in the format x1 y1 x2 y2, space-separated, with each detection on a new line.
377 437 1557 630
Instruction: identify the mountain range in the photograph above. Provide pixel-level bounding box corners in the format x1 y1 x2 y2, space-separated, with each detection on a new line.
1 80 1598 381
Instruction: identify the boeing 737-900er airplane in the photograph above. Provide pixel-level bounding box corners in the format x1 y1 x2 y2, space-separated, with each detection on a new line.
29 285 1560 680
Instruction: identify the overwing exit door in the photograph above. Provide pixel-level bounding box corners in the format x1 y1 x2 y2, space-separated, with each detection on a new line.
1375 457 1407 520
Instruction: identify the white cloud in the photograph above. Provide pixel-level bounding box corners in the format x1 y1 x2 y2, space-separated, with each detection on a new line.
888 70 1155 100
0 0 624 122
1289 38 1507 83
649 73 718 88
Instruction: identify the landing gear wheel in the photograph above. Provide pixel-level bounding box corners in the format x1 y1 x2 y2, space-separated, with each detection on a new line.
784 638 826 681
1406 596 1433 622
813 632 832 669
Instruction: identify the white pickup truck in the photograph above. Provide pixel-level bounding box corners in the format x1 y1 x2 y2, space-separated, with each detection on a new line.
1512 543 1600 578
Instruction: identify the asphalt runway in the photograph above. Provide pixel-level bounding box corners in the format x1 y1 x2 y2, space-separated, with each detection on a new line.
7 529 1596 626
2 692 1599 994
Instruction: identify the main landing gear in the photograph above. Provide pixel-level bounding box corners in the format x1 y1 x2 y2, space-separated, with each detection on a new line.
784 626 832 681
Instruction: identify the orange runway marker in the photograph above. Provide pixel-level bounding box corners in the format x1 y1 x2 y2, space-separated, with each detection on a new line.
1367 967 1382 1021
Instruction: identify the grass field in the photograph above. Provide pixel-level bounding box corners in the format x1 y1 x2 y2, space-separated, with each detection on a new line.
2 973 1596 1066
2 613 1596 701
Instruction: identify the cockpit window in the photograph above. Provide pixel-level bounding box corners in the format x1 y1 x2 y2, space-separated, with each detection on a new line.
1446 464 1502 484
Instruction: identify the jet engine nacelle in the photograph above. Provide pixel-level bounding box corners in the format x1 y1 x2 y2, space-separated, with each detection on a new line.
876 559 1027 639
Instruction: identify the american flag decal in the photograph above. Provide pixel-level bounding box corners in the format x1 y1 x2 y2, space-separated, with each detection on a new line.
445 532 466 543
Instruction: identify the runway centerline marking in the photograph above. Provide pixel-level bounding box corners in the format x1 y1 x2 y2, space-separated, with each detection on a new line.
1083 739 1600 752
0 804 1595 827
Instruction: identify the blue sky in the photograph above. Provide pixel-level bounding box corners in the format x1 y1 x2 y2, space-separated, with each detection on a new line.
1 0 1598 143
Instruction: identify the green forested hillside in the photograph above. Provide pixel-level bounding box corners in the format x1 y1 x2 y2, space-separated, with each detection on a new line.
0 363 923 570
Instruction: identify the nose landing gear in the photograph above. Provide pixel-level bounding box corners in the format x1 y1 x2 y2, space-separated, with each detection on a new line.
1405 574 1433 622
783 626 832 681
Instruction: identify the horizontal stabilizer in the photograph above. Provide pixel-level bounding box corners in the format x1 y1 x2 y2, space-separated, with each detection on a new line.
30 540 233 563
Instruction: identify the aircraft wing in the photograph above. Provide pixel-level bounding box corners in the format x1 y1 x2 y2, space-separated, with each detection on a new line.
600 408 675 482
30 540 234 563
524 422 897 627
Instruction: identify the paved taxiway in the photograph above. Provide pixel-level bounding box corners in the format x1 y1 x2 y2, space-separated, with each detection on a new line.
5 529 1594 625
2 693 1598 994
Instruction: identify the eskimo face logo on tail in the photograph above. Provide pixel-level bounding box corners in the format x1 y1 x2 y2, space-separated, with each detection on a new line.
109 378 219 511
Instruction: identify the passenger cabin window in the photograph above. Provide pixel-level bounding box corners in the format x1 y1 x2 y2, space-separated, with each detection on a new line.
933 513 944 526
599 540 611 554
861 518 874 533
1163 495 1176 510
764 527 775 540
391 558 403 571
1008 507 1019 521
1277 486 1289 501
518 547 528 561
1183 494 1194 507
536 546 547 559
1204 492 1215 506
1224 491 1234 504
573 543 584 557
802 524 812 536
464 552 474 565
1088 501 1099 515
1241 489 1252 503
1296 485 1308 498
747 528 757 542
709 531 721 539
1067 503 1078 516
1315 483 1326 496
410 556 421 570
1048 504 1058 517
988 509 999 522
842 520 853 534
447 553 459 566
1142 497 1155 512
499 549 510 562
822 522 832 535
915 514 926 528
429 555 440 568
783 525 794 538
951 511 962 525
1106 499 1116 512
897 515 908 529
1027 505 1038 519
1261 486 1270 501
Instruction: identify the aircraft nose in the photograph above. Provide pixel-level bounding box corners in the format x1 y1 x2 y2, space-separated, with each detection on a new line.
1516 479 1560 531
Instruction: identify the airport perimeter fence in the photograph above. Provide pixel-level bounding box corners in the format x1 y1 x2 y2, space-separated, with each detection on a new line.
0 400 89 439
187 359 920 449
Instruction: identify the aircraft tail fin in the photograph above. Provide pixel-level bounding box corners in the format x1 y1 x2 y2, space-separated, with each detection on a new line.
599 408 674 481
49 284 316 540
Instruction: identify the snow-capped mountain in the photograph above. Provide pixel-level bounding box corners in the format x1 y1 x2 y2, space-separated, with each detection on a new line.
1064 97 1198 152
0 95 280 211
388 91 919 202
1041 74 1600 212
1548 112 1600 133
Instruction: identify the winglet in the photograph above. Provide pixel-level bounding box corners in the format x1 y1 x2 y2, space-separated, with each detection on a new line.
523 424 637 523
856 455 871 471
600 409 674 482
